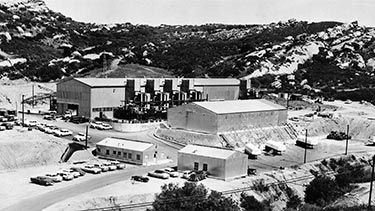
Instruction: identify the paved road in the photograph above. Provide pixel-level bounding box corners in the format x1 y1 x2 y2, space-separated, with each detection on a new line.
2 163 171 211
3 114 183 211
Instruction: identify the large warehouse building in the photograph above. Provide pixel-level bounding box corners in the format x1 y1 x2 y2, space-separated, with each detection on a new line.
178 144 248 180
168 99 287 134
57 77 250 119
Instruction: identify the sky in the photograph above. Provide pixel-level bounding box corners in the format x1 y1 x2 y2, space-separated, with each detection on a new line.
44 0 375 26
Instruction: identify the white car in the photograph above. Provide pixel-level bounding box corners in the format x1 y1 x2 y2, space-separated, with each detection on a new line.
44 126 57 134
72 132 91 142
0 125 5 131
82 165 101 174
111 161 125 169
25 120 38 127
56 171 74 181
54 129 73 137
102 162 117 171
93 163 109 172
90 122 103 129
97 123 112 130
63 169 80 178
45 173 63 182
182 170 194 179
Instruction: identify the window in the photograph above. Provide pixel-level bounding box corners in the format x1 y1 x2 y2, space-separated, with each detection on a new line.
117 151 121 156
113 150 116 155
97 148 101 153
106 150 109 155
128 153 132 159
194 162 199 171
203 163 208 171
136 154 141 160
123 152 127 158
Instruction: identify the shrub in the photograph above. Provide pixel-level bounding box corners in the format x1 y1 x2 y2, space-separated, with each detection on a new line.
252 179 269 192
240 193 272 211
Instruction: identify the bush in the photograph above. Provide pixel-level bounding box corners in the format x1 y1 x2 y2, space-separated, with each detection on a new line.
252 179 269 192
240 193 272 211
305 175 340 207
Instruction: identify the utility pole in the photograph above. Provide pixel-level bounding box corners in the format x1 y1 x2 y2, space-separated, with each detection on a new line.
22 95 25 126
304 129 308 164
85 125 89 149
32 84 34 108
369 155 375 210
345 125 350 155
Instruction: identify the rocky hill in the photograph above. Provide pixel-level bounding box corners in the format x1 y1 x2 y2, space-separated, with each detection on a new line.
1 0 375 102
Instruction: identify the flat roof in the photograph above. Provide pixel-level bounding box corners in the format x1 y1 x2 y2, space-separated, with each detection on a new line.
96 137 154 151
179 144 238 159
193 99 286 114
74 78 128 87
188 78 240 86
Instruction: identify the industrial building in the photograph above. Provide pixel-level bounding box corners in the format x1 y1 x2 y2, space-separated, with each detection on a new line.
168 99 287 134
96 137 162 165
57 77 251 119
178 144 248 180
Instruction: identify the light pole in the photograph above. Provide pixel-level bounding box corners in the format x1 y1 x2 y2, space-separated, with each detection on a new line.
345 125 350 155
22 95 25 126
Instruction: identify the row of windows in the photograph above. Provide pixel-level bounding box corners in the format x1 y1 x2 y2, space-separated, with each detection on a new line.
92 107 114 112
58 91 82 100
98 148 141 160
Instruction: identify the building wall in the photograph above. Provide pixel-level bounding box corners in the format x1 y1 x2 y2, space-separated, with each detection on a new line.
91 87 126 119
201 86 239 101
216 109 287 133
56 79 91 117
177 153 226 179
96 145 159 165
224 153 248 180
168 104 218 134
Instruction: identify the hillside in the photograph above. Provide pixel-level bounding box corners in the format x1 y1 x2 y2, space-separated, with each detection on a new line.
0 0 375 102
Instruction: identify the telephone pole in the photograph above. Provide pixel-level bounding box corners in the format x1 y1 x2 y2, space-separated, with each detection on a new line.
345 125 350 155
369 155 375 210
22 95 25 126
304 129 308 164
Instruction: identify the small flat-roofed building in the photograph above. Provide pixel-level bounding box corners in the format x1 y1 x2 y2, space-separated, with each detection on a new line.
178 144 248 180
96 137 161 165
168 99 287 134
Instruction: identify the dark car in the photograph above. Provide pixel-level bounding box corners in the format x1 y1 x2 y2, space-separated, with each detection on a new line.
1 122 14 130
131 175 150 182
30 176 54 186
188 170 208 182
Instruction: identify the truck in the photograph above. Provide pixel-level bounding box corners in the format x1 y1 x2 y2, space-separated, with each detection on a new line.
296 136 318 149
265 140 286 155
244 143 262 158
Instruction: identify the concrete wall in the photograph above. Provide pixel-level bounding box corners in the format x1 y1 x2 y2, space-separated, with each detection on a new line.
216 109 287 132
57 79 91 117
201 86 239 101
224 153 248 180
168 104 218 134
177 153 226 179
96 145 158 165
112 121 163 132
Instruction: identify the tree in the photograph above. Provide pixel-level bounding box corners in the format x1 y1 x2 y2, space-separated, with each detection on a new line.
150 182 239 211
240 193 272 211
304 175 340 207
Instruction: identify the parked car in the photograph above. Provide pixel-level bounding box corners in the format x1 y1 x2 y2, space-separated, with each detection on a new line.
102 162 117 171
0 125 6 131
163 168 180 177
188 171 208 182
44 126 58 134
131 175 150 183
24 120 38 127
148 170 170 179
45 173 63 182
82 165 101 174
1 122 13 130
54 129 73 137
182 170 194 179
344 100 353 104
110 161 125 169
72 132 91 142
90 121 103 129
30 176 53 186
63 169 81 178
97 123 112 130
0 116 8 122
56 171 74 181
36 123 46 131
93 163 109 172
70 167 86 176
43 115 55 120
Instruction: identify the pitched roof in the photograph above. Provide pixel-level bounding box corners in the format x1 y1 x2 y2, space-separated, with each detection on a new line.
178 144 238 159
193 99 285 114
74 78 128 87
96 137 154 151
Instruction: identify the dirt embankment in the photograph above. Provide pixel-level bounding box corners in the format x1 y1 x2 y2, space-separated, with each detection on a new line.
0 129 68 170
